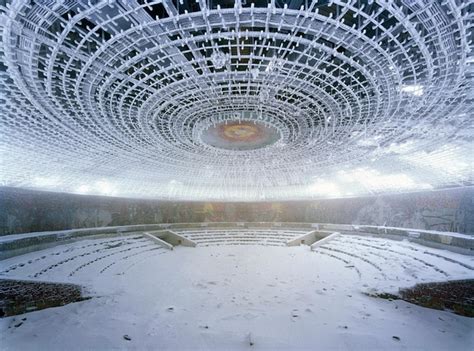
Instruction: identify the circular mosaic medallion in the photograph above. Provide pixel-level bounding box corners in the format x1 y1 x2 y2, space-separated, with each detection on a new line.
201 121 280 151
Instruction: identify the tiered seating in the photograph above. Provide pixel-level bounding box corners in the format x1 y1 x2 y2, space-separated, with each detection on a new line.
0 234 168 282
174 228 308 246
312 234 474 285
2 226 472 290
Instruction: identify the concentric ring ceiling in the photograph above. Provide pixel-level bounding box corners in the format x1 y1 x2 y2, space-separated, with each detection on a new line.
0 0 473 200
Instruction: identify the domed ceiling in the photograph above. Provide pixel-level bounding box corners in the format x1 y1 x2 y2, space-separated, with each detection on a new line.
0 0 472 200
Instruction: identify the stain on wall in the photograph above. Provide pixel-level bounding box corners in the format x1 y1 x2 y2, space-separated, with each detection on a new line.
0 187 473 235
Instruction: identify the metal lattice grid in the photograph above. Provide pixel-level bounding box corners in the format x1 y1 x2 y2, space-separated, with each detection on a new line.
0 0 473 200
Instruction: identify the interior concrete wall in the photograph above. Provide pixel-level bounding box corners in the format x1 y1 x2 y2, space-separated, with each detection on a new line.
0 187 473 235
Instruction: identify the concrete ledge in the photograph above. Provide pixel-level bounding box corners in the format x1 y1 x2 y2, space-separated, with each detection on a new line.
143 233 174 250
147 230 197 247
352 225 474 253
318 223 357 232
287 230 321 246
0 224 167 245
310 232 341 250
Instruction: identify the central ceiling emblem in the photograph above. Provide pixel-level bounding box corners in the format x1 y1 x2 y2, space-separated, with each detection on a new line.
201 120 280 151
221 124 260 141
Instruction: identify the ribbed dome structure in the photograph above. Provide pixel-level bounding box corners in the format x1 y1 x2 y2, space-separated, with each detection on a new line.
0 0 472 200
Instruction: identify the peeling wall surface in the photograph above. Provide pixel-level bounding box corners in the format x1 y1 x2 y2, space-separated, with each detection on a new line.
0 187 473 235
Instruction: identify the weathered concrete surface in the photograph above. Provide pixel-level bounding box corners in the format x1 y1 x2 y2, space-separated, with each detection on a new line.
1 186 473 235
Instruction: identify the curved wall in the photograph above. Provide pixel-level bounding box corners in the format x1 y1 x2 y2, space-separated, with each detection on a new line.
1 187 473 235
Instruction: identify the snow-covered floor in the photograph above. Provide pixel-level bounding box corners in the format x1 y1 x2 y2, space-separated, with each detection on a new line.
1 234 473 350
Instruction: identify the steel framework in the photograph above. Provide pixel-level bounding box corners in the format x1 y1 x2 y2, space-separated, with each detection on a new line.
0 0 472 200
